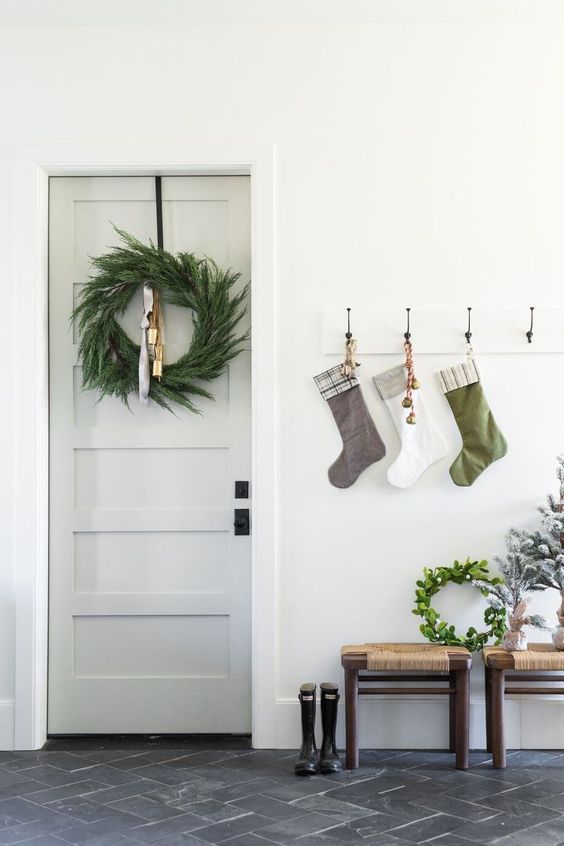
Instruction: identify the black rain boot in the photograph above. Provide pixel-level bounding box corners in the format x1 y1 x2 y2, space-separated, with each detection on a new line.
319 682 343 774
294 683 318 776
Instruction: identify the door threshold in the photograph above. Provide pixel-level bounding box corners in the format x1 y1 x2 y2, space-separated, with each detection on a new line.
44 733 252 751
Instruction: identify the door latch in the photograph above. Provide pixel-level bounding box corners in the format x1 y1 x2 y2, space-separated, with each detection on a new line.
234 508 250 536
235 480 249 499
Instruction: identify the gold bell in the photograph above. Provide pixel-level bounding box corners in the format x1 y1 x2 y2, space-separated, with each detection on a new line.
152 359 163 378
406 413 416 424
402 397 412 408
147 327 158 345
411 378 421 390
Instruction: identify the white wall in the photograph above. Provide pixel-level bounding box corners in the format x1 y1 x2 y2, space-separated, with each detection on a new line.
2 1 564 749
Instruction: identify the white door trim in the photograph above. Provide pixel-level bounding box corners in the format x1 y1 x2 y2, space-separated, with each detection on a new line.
13 142 276 750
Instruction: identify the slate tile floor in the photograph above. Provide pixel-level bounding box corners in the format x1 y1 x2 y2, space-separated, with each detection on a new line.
2 742 564 845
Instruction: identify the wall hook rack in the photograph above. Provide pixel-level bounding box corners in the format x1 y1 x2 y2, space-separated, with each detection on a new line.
404 307 411 341
465 307 472 343
323 307 564 355
526 306 535 344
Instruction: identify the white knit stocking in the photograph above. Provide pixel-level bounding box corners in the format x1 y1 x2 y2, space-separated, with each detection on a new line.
373 364 447 488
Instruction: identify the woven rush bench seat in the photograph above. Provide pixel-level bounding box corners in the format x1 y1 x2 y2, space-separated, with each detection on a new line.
483 644 564 768
341 643 472 770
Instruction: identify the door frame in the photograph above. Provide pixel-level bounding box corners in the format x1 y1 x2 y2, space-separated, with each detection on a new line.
13 142 276 750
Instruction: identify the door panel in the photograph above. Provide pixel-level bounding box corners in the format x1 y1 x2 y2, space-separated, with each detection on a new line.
48 175 251 734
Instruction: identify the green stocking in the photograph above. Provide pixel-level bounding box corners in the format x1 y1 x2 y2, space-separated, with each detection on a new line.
438 358 507 487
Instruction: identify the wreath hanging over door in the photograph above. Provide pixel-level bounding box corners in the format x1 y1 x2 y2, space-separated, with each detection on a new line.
72 180 249 413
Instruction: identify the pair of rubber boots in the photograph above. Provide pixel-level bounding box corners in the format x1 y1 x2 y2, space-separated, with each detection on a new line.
295 682 342 776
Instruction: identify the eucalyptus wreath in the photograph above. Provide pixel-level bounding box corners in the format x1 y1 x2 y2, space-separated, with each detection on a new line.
412 558 507 652
72 228 249 412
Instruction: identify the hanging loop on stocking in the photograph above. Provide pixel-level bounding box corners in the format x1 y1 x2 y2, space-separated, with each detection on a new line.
402 308 419 424
341 307 359 378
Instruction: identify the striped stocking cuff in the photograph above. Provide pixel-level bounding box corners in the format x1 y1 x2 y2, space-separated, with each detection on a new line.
373 363 407 400
438 358 480 393
314 364 360 401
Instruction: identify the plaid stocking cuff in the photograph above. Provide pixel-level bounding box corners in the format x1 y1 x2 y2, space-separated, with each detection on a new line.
313 364 360 401
438 358 480 393
373 363 407 400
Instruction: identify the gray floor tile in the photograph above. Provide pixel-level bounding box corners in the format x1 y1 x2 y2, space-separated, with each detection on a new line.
128 812 214 843
174 799 248 823
108 794 187 821
23 781 110 804
261 779 337 803
477 792 560 822
84 779 166 805
2 836 71 846
0 814 78 844
360 795 436 821
215 835 280 846
445 778 518 802
229 794 306 821
387 812 467 842
73 766 144 788
496 781 564 805
129 765 205 787
43 796 114 822
180 812 273 843
52 811 143 844
244 812 336 844
289 794 375 822
411 793 500 822
0 782 54 802
209 779 286 804
297 835 404 846
454 813 544 844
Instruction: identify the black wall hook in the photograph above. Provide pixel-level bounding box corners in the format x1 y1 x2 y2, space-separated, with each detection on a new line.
345 307 352 340
404 307 411 341
465 307 472 343
526 306 535 344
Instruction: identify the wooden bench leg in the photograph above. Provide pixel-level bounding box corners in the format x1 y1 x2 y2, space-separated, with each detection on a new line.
455 668 469 770
484 666 492 753
491 668 506 769
448 670 456 753
345 667 359 769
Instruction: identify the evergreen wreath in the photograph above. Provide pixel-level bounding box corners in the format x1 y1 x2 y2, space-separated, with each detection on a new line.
72 228 249 413
413 558 506 652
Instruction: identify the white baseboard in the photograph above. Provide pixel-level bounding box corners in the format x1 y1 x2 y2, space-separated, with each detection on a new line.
270 697 564 751
0 701 14 751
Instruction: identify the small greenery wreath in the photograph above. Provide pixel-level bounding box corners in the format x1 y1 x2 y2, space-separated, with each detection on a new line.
72 228 249 413
413 558 506 652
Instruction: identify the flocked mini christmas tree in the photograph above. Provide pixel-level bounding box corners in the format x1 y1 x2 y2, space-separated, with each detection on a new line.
516 456 564 649
473 532 548 651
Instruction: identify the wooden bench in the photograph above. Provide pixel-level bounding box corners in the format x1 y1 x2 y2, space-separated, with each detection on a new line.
483 644 564 768
341 643 472 770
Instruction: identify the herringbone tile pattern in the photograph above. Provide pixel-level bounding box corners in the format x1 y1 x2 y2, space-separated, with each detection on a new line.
0 744 564 845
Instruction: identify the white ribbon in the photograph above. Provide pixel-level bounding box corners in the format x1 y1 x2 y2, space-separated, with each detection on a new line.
139 283 153 405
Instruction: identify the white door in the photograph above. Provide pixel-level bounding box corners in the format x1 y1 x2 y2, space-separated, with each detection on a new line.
48 175 251 734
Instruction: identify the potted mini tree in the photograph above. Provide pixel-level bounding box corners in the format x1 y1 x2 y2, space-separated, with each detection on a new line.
517 456 564 649
473 531 548 651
